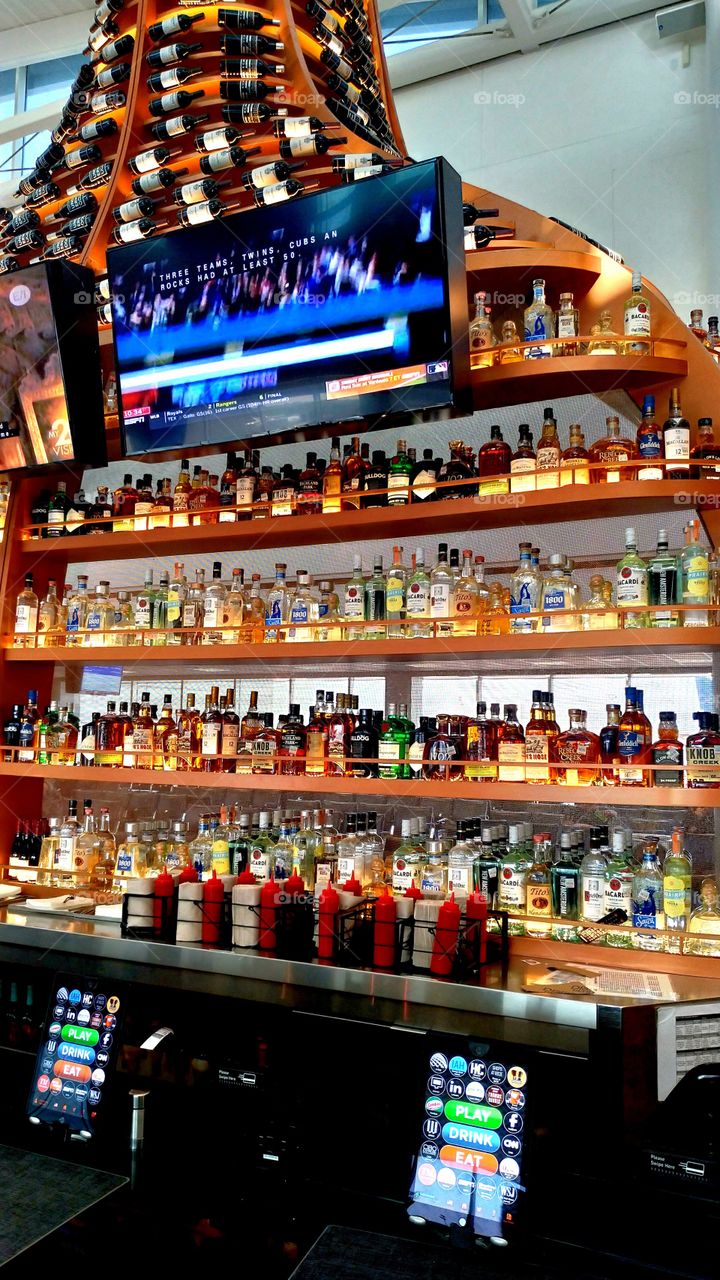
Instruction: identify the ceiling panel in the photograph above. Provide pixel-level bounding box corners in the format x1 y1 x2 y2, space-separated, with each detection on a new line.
0 0 91 34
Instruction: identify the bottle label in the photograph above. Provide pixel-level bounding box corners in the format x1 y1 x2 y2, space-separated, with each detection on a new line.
379 741 400 765
386 574 405 614
625 304 651 337
498 741 525 781
387 474 409 502
271 487 294 516
448 866 472 896
343 584 364 619
687 744 720 784
430 583 450 617
653 744 683 786
183 197 214 219
536 446 560 471
664 427 690 461
526 878 551 917
616 567 648 605
664 874 691 922
684 553 709 598
252 738 276 767
618 729 643 756
211 840 230 875
56 836 75 871
236 476 254 507
638 431 661 458
541 587 568 624
221 723 239 757
337 855 356 882
582 874 605 921
262 183 291 205
524 734 549 781
557 313 577 338
405 581 430 617
15 604 37 633
249 846 269 882
204 599 219 629
454 588 475 616
498 868 526 908
392 857 414 893
132 727 154 765
182 603 199 628
116 850 133 875
305 728 326 772
412 469 436 501
201 128 230 151
134 596 152 628
133 149 161 174
603 875 632 916
201 723 220 756
554 872 578 918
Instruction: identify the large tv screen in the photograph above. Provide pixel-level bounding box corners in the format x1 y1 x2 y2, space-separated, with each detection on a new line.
108 158 470 458
0 261 105 472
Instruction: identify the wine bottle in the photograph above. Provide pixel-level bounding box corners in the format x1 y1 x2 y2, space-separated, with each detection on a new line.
51 110 79 144
340 164 388 182
97 301 113 324
332 151 389 171
325 73 364 106
24 182 62 208
253 178 305 207
241 159 301 189
194 125 242 152
66 161 114 194
216 8 281 31
36 142 65 172
93 0 124 26
89 89 126 113
220 33 284 56
112 196 157 222
131 166 187 195
31 235 81 261
272 115 338 137
45 192 99 223
146 40 202 68
94 61 131 90
91 32 134 64
69 117 119 143
176 198 225 226
5 229 45 254
84 19 119 56
221 102 286 125
111 217 160 244
128 144 175 175
46 213 95 242
2 210 40 238
311 24 346 58
16 170 51 197
278 132 347 158
334 0 364 16
150 112 210 142
148 87 205 116
219 57 286 79
147 65 204 92
173 176 224 204
56 143 102 172
219 80 281 101
0 257 19 275
148 12 204 40
198 144 260 174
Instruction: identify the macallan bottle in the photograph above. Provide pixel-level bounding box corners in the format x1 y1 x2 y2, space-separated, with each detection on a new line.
200 686 222 772
662 387 691 480
220 687 240 773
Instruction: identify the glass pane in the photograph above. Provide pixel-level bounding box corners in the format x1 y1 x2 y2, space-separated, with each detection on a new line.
381 0 479 56
26 55 84 110
349 676 385 713
630 673 711 740
0 69 17 180
551 675 627 734
479 676 548 719
411 676 477 721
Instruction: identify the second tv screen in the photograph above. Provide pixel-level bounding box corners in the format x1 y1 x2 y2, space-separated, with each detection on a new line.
109 160 460 456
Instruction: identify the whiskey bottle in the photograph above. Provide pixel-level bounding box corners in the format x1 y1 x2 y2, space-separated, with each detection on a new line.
524 690 557 784
497 703 525 782
589 416 635 483
554 708 600 786
686 711 720 788
200 686 222 772
154 695 178 771
617 687 647 786
652 711 684 787
636 394 663 480
691 417 720 480
662 387 691 479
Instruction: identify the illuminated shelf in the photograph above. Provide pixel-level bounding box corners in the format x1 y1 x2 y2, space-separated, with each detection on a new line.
0 762 713 805
7 625 720 669
18 481 713 562
470 355 688 411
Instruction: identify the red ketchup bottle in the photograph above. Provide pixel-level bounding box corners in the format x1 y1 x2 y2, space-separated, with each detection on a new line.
430 893 461 977
258 876 279 950
178 866 199 884
284 870 305 900
202 870 225 946
373 887 397 969
317 882 339 960
465 890 488 967
153 868 175 939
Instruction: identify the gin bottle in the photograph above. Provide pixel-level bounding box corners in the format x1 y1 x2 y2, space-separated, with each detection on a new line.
648 528 679 627
580 829 607 922
550 834 579 919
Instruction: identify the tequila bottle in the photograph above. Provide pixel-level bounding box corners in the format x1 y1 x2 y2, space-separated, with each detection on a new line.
648 528 679 626
36 579 61 646
452 549 480 636
469 291 495 366
66 575 89 645
540 553 574 632
582 574 612 631
510 541 540 633
554 708 600 786
317 579 342 641
287 570 319 641
85 580 114 645
523 278 554 358
498 318 522 362
586 310 620 355
687 879 720 956
265 562 289 641
623 270 651 354
616 527 648 627
74 803 101 887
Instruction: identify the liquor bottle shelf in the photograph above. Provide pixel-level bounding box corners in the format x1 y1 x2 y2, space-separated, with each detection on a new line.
7 625 720 668
0 761 713 806
469 355 689 411
19 481 713 562
464 245 602 291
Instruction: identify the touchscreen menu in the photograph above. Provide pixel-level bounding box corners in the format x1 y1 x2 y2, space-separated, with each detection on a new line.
408 1043 528 1239
27 976 123 1137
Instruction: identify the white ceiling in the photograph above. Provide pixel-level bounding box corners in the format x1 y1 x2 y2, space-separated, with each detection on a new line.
0 0 89 34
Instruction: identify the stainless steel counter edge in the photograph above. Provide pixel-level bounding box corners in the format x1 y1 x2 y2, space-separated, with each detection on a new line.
0 912 601 1030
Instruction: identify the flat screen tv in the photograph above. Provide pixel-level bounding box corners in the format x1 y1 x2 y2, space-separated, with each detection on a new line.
108 157 470 458
0 260 105 472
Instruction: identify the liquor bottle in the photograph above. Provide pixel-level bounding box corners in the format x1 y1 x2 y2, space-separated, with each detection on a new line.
645 528 679 627
423 714 463 781
602 831 633 918
661 826 691 934
56 800 80 883
176 693 199 770
509 542 539 633
495 704 524 782
554 708 600 786
687 879 720 955
589 416 635 483
147 63 205 92
510 424 536 493
523 690 554 784
691 417 720 480
535 407 561 489
426 541 453 638
524 278 554 358
286 570 318 642
364 554 386 640
469 291 495 365
360 450 387 508
497 826 529 914
681 518 710 626
382 438 411 506
686 711 720 788
539 553 573 632
464 701 497 782
305 693 328 777
322 436 342 513
450 549 480 637
345 708 377 778
383 545 406 640
264 562 288 642
391 819 420 894
199 686 222 772
649 710 683 787
85 580 114 645
275 703 305 776
3 703 22 761
636 395 663 480
270 464 296 518
236 688 263 776
46 480 70 537
616 687 647 786
550 835 579 919
689 308 707 343
131 693 155 769
93 700 122 766
436 440 475 500
252 713 279 774
631 843 664 929
662 387 691 479
555 291 579 355
401 547 430 639
616 527 648 628
599 703 621 785
377 703 405 779
294 451 321 515
338 434 364 508
73 804 100 887
623 270 651 354
706 318 720 363
14 574 38 646
524 834 553 930
580 829 607 922
477 425 510 495
153 695 178 771
410 447 438 503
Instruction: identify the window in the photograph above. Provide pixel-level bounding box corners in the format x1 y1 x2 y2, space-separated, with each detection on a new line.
0 69 16 178
20 54 85 173
381 0 481 56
